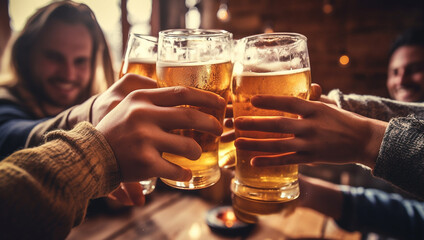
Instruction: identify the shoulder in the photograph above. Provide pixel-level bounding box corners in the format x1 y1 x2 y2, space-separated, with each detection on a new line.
0 87 19 103
0 87 34 120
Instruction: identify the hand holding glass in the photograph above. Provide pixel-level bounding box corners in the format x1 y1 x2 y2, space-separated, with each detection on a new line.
119 33 158 194
231 33 311 220
156 29 233 189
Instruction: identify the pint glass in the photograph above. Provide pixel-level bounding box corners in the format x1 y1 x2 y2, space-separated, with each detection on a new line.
231 33 311 210
119 33 157 79
157 29 233 189
119 33 158 195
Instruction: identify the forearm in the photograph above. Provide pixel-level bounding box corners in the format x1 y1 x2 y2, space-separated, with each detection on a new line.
0 122 120 239
373 116 424 199
327 89 424 121
300 176 344 220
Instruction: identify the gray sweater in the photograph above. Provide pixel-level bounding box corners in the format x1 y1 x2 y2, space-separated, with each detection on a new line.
328 90 424 199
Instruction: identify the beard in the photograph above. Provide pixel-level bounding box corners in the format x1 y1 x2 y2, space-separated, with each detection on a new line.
30 76 91 110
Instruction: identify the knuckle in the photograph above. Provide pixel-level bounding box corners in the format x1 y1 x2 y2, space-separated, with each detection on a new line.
182 108 198 125
173 86 191 99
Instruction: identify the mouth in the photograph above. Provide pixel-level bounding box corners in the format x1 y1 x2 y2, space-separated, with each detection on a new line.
395 87 421 101
49 79 78 93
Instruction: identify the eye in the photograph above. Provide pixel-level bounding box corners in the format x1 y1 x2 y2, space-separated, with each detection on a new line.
74 57 89 67
390 68 399 77
407 62 424 74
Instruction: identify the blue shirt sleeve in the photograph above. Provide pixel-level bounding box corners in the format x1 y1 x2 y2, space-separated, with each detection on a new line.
0 103 48 159
336 186 424 240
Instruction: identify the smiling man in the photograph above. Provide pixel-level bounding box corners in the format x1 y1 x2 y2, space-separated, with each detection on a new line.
30 21 93 112
0 1 115 159
387 27 424 102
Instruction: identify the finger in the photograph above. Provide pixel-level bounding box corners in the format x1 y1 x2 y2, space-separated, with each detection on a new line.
251 95 317 116
141 144 193 181
108 184 133 206
251 152 312 167
156 107 224 137
220 129 235 143
119 73 158 92
137 86 226 109
309 83 322 101
235 137 300 153
150 128 203 160
234 116 304 134
121 182 145 206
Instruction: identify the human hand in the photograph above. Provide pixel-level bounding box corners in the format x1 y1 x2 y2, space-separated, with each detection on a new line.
107 182 145 206
295 175 344 220
91 74 158 126
96 86 225 183
234 96 388 169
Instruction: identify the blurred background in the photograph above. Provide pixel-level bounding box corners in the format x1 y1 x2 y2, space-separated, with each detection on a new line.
1 0 424 97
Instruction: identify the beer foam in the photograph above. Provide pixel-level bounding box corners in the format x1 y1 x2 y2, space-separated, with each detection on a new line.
128 58 156 64
157 60 231 68
238 67 310 76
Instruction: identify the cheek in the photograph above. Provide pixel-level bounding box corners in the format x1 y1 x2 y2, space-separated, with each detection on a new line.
386 79 395 90
79 66 92 85
413 74 424 86
31 60 52 81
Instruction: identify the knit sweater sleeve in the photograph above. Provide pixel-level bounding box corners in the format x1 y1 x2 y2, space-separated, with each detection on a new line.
327 89 424 121
373 116 424 199
0 122 120 239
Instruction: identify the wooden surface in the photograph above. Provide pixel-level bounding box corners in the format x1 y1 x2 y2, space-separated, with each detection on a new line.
67 183 361 240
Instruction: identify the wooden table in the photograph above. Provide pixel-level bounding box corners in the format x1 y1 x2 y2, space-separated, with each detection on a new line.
67 179 361 240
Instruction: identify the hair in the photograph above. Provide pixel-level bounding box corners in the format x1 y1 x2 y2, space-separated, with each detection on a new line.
0 0 115 96
388 27 424 59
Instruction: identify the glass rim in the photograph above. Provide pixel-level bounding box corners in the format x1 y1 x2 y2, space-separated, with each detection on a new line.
159 28 232 38
242 32 307 42
129 33 158 43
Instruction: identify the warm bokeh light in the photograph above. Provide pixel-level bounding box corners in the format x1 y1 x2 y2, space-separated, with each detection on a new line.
222 209 237 228
264 25 274 33
188 222 202 239
323 3 333 14
339 54 350 66
217 3 230 22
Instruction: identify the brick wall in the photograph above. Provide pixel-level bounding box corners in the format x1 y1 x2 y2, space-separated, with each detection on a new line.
202 0 424 97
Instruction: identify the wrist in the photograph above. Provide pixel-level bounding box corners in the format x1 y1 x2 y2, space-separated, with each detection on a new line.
361 118 388 169
66 95 99 128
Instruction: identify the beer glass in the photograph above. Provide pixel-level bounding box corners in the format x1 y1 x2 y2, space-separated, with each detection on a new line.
119 33 157 79
231 33 311 211
119 33 158 195
157 29 233 189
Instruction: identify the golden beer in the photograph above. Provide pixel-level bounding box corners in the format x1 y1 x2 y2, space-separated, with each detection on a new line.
231 191 288 223
232 68 311 201
157 61 233 189
119 58 157 80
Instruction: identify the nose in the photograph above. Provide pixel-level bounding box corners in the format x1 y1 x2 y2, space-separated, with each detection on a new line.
59 61 77 81
398 69 411 85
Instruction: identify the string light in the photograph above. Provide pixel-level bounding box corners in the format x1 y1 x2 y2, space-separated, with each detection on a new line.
339 54 350 67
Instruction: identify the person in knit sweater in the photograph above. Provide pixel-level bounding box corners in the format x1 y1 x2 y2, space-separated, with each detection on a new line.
0 85 226 239
0 1 159 205
233 93 424 238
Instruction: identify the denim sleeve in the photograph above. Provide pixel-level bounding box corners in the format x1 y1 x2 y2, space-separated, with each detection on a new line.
336 186 424 240
0 104 47 159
